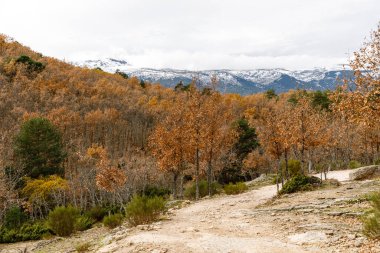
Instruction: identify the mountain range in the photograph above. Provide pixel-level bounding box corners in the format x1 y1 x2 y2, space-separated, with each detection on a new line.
75 58 352 95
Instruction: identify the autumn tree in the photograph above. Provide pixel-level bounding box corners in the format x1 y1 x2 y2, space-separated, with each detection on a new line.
332 24 380 163
86 145 127 193
186 82 205 200
243 149 271 177
185 78 235 199
149 93 191 199
255 101 285 192
287 95 331 173
201 87 235 196
22 175 68 219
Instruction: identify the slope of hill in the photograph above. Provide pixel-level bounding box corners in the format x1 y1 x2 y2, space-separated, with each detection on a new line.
76 58 353 95
0 35 173 206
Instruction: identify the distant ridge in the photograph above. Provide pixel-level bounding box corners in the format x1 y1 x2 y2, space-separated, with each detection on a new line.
76 58 352 95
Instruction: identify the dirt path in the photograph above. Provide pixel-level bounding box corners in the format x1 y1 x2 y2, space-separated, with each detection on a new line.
97 184 309 253
96 169 369 253
313 169 359 182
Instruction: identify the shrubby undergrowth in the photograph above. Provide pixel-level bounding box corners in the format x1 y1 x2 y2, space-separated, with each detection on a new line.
349 160 362 169
0 206 51 243
281 159 302 177
3 206 28 229
75 215 95 231
184 180 222 199
47 206 79 236
224 182 248 195
0 222 50 243
141 185 171 198
103 213 123 229
126 195 166 226
86 206 107 222
362 192 380 239
279 175 321 195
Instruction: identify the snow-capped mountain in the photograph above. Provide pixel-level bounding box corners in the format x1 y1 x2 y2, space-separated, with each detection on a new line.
75 58 352 95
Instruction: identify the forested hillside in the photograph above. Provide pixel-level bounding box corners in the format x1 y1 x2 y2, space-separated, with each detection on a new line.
0 25 379 244
0 34 175 211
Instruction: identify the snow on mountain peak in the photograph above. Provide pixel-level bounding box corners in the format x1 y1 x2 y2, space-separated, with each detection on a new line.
279 68 327 82
229 69 282 85
74 59 351 95
76 58 131 71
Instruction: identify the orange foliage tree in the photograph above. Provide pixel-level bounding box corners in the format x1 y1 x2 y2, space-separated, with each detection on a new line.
332 24 380 163
86 145 127 193
149 93 192 199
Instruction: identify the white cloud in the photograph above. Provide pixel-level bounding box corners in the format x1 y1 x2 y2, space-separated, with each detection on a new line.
0 0 379 70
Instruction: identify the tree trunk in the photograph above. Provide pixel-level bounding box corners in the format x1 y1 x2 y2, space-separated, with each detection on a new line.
195 147 200 200
207 160 212 196
284 150 289 180
172 172 178 199
301 147 306 175
179 173 184 199
280 164 284 187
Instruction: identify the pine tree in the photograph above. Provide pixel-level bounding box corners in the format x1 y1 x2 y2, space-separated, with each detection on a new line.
14 117 66 178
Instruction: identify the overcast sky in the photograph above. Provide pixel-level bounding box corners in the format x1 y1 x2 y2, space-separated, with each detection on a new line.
1 0 379 70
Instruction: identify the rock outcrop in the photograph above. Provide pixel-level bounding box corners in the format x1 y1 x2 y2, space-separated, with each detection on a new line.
349 165 380 180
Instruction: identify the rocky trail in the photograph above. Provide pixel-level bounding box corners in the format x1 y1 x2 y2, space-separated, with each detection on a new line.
2 169 380 253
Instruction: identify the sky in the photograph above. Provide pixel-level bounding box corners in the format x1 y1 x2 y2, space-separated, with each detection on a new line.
1 0 379 70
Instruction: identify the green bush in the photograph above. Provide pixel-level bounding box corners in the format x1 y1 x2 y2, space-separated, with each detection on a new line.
86 206 107 222
4 206 28 229
362 192 380 239
184 180 221 199
349 160 362 169
265 89 278 99
311 90 332 111
281 159 302 177
0 222 50 243
272 175 279 184
224 182 248 195
0 228 18 243
126 195 166 226
18 222 50 241
16 55 45 73
115 69 128 79
47 206 79 236
103 214 123 229
75 215 95 231
142 185 171 198
279 175 321 195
